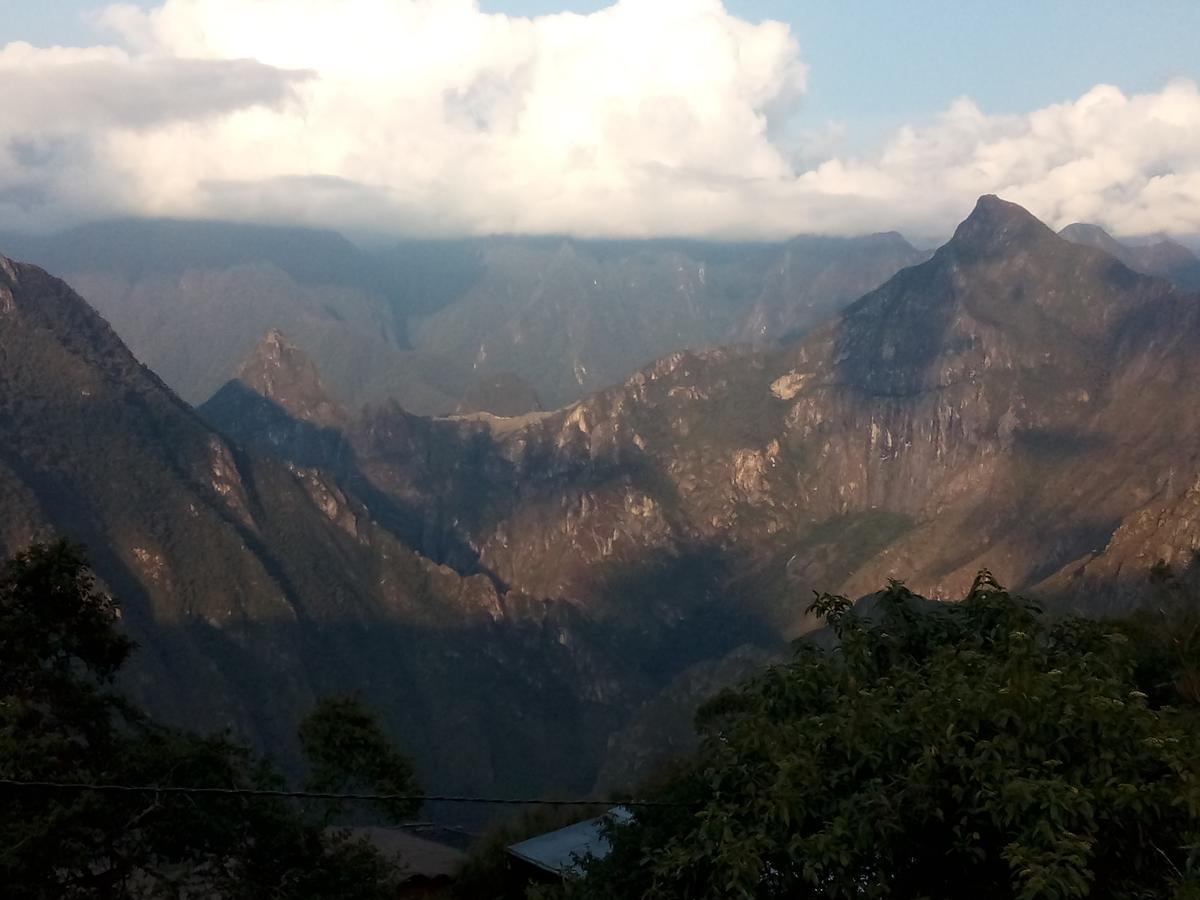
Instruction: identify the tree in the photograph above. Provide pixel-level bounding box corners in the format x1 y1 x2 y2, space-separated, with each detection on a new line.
299 695 422 824
0 539 419 898
578 574 1200 899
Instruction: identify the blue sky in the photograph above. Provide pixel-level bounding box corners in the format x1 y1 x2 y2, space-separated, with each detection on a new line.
8 0 1198 146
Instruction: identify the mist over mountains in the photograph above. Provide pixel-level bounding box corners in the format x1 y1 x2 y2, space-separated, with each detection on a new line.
3 196 1200 799
0 221 926 415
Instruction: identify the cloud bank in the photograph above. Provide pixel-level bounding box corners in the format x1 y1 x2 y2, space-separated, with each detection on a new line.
2 0 1200 239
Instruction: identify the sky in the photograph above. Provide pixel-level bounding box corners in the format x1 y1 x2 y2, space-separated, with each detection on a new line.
2 0 1200 240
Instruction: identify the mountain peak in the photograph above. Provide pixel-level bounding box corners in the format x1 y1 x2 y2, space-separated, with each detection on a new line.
1059 222 1121 247
946 195 1057 257
232 330 344 427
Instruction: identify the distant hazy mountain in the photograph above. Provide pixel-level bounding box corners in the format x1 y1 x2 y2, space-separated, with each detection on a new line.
0 220 476 414
1059 222 1200 290
1 221 925 415
405 233 927 408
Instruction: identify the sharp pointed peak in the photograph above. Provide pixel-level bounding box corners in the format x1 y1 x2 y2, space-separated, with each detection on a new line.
232 330 344 427
945 195 1057 256
967 195 1048 228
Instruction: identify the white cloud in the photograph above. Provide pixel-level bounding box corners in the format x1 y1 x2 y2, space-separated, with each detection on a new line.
815 80 1200 238
3 0 1200 239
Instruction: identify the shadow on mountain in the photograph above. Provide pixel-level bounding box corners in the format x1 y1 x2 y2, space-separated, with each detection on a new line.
127 617 633 827
200 382 505 586
129 542 787 824
590 540 787 680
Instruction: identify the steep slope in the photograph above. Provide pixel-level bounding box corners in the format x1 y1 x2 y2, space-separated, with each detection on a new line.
0 252 657 798
226 329 347 428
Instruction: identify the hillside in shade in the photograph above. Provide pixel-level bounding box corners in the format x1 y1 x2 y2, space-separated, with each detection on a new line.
0 250 666 800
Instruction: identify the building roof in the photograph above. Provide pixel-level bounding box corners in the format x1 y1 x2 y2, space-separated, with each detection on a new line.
506 807 633 878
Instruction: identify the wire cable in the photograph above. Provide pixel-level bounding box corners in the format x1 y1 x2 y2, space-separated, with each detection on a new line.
0 778 693 808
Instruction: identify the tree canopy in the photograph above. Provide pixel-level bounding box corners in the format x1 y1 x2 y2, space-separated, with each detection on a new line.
576 574 1200 899
0 540 421 899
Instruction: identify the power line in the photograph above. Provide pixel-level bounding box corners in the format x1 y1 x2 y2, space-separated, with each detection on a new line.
0 779 693 808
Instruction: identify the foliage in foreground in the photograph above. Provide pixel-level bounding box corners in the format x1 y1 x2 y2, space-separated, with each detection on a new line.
0 540 421 899
573 574 1200 899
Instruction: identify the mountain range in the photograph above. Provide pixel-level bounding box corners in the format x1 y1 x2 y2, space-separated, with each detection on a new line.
0 222 927 415
3 196 1200 800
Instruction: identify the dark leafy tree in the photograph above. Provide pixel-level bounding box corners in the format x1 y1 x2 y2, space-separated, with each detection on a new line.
299 695 422 823
0 539 418 899
1123 556 1200 709
576 574 1200 899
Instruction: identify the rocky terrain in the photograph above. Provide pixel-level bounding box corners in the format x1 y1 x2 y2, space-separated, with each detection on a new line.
206 196 1200 640
6 194 1200 803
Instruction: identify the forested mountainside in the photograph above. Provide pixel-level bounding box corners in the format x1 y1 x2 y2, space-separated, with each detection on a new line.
6 194 1200 804
0 222 924 415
